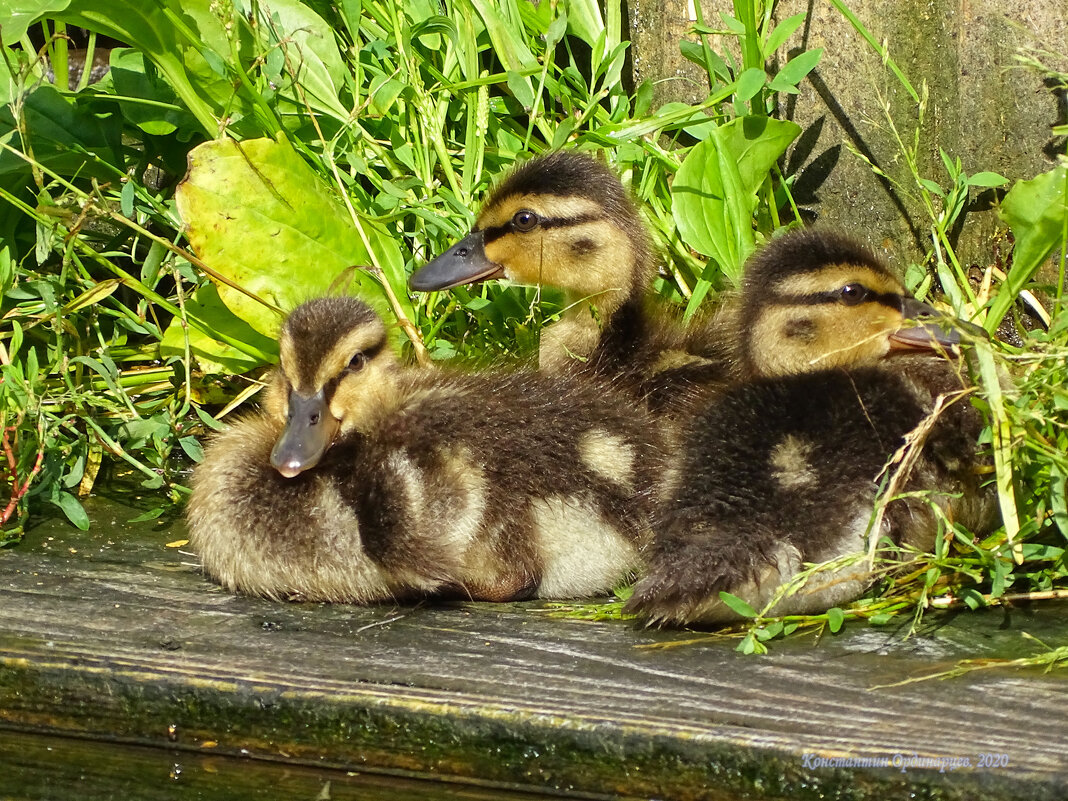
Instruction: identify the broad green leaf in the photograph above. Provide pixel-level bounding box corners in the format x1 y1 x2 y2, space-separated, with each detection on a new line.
679 40 731 84
504 70 534 110
754 620 784 641
565 0 603 48
718 591 758 619
6 318 20 359
63 279 121 313
768 48 822 94
679 40 706 68
918 178 945 197
120 179 136 217
673 131 754 288
118 415 171 449
40 0 234 135
514 0 550 37
25 340 37 378
128 507 167 523
967 171 1009 188
633 79 653 117
175 137 410 341
259 0 350 121
179 435 205 462
735 67 766 102
1019 543 1066 560
673 116 799 292
0 0 71 45
37 0 326 136
368 75 406 115
0 84 122 177
736 632 768 655
719 13 745 34
54 490 90 530
989 165 1068 330
69 355 125 400
160 283 278 374
717 115 801 197
826 606 845 633
107 48 196 137
764 12 807 54
62 454 85 488
959 588 986 611
194 405 227 432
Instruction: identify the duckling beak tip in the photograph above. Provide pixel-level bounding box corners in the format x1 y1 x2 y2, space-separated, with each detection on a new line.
409 230 504 291
273 460 306 479
270 388 340 478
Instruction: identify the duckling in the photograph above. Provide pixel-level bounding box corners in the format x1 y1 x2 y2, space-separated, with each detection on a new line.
187 296 662 604
625 229 996 626
409 151 730 408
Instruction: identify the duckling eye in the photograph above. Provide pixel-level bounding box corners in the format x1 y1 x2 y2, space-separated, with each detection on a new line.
839 283 870 306
512 210 539 232
348 352 367 372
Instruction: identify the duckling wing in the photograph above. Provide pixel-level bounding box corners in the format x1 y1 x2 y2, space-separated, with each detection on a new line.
338 372 662 601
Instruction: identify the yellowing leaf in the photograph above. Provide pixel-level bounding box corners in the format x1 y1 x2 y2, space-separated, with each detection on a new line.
175 137 410 342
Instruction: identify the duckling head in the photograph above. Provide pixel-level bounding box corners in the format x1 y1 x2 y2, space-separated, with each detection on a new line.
410 151 654 318
738 230 964 377
267 297 397 478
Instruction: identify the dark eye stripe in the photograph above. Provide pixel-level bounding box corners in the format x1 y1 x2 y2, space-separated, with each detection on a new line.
481 212 606 244
352 338 385 366
772 290 904 311
320 337 386 399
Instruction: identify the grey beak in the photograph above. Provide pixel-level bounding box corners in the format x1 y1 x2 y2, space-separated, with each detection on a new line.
270 388 340 478
890 298 986 352
408 230 503 291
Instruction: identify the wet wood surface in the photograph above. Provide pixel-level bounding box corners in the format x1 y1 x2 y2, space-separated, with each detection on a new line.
1 496 1066 800
0 729 547 801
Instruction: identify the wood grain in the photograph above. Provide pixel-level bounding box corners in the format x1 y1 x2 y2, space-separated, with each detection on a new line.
1 500 1066 800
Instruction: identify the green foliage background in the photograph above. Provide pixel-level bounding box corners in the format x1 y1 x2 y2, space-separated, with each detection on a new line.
1 0 1066 642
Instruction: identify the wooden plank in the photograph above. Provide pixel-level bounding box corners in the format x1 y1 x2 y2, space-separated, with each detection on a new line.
0 729 554 801
1 497 1066 800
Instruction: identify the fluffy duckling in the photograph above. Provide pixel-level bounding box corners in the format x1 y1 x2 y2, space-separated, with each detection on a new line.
410 151 729 407
625 230 995 626
187 297 662 604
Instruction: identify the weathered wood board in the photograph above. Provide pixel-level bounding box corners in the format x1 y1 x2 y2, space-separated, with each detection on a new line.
0 728 547 801
1 496 1066 800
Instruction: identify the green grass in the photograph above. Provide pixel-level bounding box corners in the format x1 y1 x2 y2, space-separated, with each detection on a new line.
0 1 1066 647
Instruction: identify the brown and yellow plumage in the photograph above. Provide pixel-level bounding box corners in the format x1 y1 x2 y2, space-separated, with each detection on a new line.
626 230 997 626
188 297 663 604
410 151 731 411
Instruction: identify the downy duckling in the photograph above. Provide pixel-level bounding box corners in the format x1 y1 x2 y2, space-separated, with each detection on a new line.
625 229 995 626
409 151 730 408
187 297 661 604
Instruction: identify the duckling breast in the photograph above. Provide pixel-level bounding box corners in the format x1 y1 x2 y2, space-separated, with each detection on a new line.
188 416 396 603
